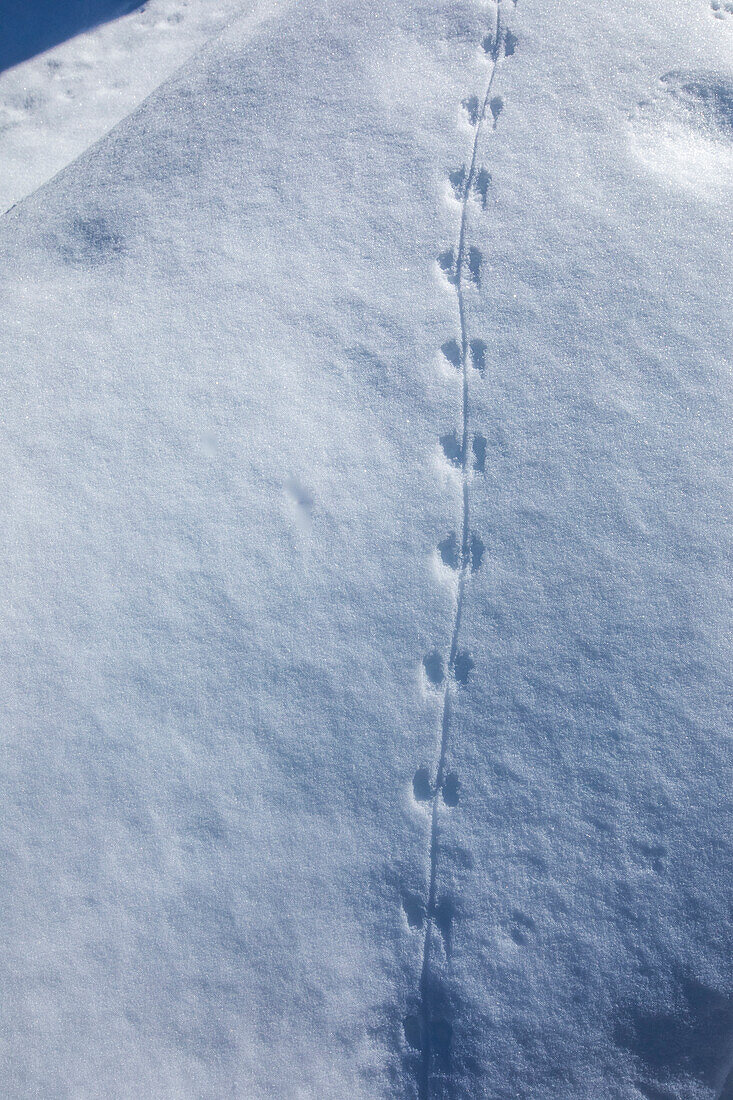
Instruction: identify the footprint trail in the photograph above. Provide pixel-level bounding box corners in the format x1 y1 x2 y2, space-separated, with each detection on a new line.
407 3 518 1095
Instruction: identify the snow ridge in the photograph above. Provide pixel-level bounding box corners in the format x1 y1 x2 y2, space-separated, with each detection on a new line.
411 3 517 1095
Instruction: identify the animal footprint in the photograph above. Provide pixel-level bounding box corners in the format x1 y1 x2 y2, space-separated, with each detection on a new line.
481 27 500 60
711 0 733 16
441 339 462 369
472 434 487 472
441 430 485 472
483 26 518 61
440 430 463 468
482 24 517 60
469 339 486 376
448 166 466 200
423 651 445 687
635 841 668 874
438 532 460 570
402 892 426 930
507 911 535 946
442 772 460 807
404 1012 452 1069
413 767 434 802
451 167 489 207
403 1014 422 1050
490 96 504 124
473 167 491 208
462 96 479 126
453 651 474 686
438 247 483 289
437 248 458 285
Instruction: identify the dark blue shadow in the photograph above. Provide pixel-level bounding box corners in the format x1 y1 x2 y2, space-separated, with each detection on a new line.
615 974 733 1094
0 0 144 74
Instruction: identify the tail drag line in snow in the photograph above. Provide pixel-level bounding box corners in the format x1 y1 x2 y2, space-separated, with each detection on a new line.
414 2 517 1095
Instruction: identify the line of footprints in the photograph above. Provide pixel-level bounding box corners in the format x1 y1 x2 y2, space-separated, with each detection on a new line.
404 2 519 1075
420 27 518 705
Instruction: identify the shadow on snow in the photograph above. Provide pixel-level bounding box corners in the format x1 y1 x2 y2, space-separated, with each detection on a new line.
0 0 144 74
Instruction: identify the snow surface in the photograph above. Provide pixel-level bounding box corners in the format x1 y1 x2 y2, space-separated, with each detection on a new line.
0 1 731 1098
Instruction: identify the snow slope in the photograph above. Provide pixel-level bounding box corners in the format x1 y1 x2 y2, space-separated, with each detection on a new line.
0 1 731 1097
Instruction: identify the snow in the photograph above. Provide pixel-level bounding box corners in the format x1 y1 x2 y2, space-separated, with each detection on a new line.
0 0 255 215
630 69 733 195
0 0 731 1098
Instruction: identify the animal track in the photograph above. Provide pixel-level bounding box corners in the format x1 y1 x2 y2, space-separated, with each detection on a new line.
482 30 498 59
711 0 733 17
437 532 484 572
404 1009 453 1075
440 338 462 369
440 430 486 472
440 430 462 467
635 840 668 874
404 1013 422 1051
507 911 536 946
483 23 518 61
461 96 479 126
411 3 517 1094
448 165 491 208
438 532 461 570
423 651 445 687
403 892 427 930
467 246 483 285
413 768 434 802
442 773 460 807
285 477 314 515
437 248 458 285
473 167 491 208
469 338 487 376
448 166 467 199
453 651 474 686
437 246 483 289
